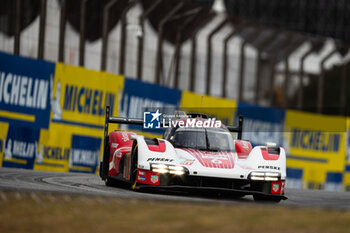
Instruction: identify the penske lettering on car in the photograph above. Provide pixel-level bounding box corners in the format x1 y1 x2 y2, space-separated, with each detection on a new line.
258 165 281 170
147 158 174 162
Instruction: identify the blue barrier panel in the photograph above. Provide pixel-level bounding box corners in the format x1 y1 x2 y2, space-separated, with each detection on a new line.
286 167 303 189
119 78 181 134
346 165 350 172
2 125 40 169
325 172 343 191
236 102 285 147
0 52 55 169
69 135 101 173
0 52 55 129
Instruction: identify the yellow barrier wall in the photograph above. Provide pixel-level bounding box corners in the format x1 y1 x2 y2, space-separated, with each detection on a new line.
34 63 124 173
344 118 350 190
180 91 237 125
285 110 346 188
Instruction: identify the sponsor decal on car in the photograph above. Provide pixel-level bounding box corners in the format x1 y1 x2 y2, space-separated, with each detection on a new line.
114 151 122 158
121 132 129 142
271 181 283 194
138 170 146 176
180 160 194 166
150 175 159 184
147 158 174 162
281 181 285 194
258 165 280 170
272 184 279 193
138 176 146 181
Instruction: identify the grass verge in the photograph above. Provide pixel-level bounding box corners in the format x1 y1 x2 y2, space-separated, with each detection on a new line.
0 191 349 233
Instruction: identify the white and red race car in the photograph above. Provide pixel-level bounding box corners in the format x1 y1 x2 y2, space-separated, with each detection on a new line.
100 106 287 202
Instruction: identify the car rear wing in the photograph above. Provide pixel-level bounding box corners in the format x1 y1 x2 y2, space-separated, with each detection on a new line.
103 106 243 145
227 115 243 140
104 106 143 149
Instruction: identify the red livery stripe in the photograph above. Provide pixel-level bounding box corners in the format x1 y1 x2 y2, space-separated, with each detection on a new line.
179 148 234 169
261 148 280 160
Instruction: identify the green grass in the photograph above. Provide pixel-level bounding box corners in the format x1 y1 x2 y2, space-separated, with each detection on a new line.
0 192 349 233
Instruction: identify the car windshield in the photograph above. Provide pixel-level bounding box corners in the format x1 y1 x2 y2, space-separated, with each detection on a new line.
171 128 235 152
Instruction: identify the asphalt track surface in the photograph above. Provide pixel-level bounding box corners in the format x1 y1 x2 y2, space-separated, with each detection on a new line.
0 167 349 210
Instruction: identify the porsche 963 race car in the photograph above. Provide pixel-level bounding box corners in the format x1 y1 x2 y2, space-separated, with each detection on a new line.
99 106 287 202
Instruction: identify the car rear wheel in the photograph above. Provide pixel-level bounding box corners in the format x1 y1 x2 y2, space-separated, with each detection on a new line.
100 136 110 181
105 177 116 187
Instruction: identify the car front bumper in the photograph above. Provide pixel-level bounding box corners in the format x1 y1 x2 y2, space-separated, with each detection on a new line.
135 172 287 200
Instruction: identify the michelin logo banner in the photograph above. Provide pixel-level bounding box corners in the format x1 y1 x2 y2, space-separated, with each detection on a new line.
0 52 55 129
69 135 101 173
0 56 124 171
285 110 346 190
52 63 122 128
0 52 55 169
3 125 40 169
35 63 124 173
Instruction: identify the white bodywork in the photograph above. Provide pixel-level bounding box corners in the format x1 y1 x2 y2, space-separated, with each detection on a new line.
133 135 286 181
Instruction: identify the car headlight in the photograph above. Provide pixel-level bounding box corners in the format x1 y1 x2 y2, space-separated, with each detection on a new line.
249 171 280 181
168 165 185 175
151 164 168 173
151 164 186 175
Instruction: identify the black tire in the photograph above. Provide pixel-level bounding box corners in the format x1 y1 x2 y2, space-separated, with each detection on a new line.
130 142 138 190
101 136 110 180
253 194 281 203
232 194 245 199
105 177 116 187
